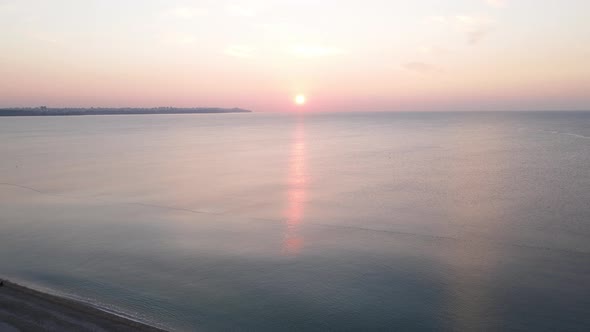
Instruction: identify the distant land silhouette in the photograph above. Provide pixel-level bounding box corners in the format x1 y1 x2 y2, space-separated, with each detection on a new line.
0 107 252 116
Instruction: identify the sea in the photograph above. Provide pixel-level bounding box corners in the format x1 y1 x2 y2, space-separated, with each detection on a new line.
0 111 589 331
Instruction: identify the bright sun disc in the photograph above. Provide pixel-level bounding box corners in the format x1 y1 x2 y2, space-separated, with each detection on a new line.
295 94 306 105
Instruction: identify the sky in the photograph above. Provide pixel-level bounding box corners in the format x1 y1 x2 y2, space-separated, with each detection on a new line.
1 0 589 112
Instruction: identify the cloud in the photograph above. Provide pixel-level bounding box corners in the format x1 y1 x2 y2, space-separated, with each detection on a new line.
225 45 256 58
424 16 449 25
289 44 345 58
420 46 449 56
0 2 16 14
402 62 441 74
30 31 60 44
162 7 208 20
156 31 196 45
455 15 494 45
486 0 508 8
226 4 256 17
425 15 495 45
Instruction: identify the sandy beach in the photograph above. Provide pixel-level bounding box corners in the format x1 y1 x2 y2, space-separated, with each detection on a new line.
0 280 166 332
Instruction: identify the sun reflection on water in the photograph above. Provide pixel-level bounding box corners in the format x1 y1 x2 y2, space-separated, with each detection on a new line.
283 118 307 256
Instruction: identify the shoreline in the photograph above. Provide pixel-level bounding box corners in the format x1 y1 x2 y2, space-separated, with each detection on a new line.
0 279 168 331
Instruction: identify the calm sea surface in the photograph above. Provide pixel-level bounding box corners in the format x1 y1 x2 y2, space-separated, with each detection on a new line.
0 112 589 331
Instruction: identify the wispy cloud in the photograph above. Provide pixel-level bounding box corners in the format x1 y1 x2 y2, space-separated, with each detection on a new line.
425 15 495 45
424 16 449 25
485 0 508 8
30 31 60 44
156 31 196 45
456 15 494 45
161 7 208 20
420 45 449 56
402 62 441 74
225 44 256 58
0 2 16 14
226 4 256 17
289 44 345 58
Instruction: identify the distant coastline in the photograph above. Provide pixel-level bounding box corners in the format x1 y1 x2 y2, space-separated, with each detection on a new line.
0 107 252 116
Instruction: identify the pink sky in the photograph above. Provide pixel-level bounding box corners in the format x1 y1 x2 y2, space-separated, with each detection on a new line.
1 0 589 112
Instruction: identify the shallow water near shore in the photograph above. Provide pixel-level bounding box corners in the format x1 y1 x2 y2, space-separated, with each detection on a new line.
1 111 589 331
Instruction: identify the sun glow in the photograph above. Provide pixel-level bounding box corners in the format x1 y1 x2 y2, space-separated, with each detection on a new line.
295 94 306 105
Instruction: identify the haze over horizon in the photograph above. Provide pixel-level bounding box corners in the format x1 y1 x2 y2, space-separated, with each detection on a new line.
1 0 589 112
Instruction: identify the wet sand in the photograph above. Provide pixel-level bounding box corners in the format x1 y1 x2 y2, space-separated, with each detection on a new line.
0 280 167 331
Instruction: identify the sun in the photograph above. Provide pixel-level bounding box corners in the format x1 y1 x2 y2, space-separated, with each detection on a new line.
294 94 306 105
